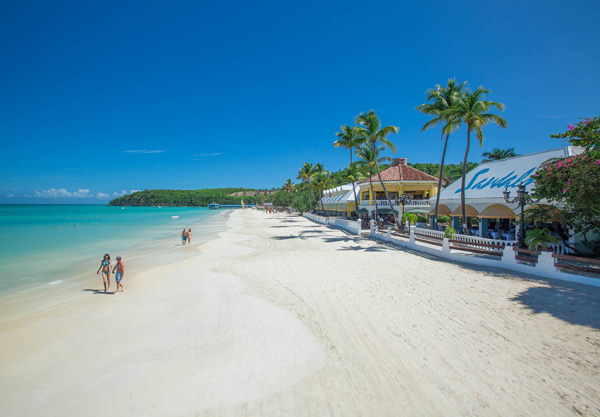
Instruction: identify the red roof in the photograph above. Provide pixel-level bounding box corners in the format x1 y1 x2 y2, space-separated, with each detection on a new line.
359 158 438 183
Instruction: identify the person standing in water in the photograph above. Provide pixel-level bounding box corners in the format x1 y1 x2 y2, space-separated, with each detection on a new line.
181 228 187 245
96 254 112 292
187 228 192 245
112 256 125 294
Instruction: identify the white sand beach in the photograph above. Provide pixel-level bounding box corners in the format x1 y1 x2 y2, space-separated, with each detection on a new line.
1 209 599 416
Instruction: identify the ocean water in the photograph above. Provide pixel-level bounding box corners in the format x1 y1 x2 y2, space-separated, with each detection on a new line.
0 205 225 296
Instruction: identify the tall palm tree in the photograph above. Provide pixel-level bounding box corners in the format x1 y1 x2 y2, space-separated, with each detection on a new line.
334 125 364 216
445 87 507 234
282 179 294 193
482 147 518 162
355 110 401 228
297 163 316 211
416 78 466 230
354 144 391 222
311 170 333 214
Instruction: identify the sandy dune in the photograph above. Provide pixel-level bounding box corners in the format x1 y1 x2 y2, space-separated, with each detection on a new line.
1 210 599 416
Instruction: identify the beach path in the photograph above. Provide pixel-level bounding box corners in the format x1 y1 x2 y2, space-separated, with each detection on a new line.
1 210 599 416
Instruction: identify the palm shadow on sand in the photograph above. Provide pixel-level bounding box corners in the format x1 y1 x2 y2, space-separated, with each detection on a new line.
510 284 600 330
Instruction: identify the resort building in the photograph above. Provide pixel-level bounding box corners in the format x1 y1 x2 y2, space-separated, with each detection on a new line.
320 183 360 217
356 158 438 218
320 158 439 218
431 146 585 246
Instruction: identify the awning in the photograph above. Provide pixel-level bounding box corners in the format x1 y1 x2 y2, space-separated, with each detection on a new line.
358 208 369 213
405 208 431 214
428 204 451 216
450 205 479 216
479 204 516 219
378 208 393 213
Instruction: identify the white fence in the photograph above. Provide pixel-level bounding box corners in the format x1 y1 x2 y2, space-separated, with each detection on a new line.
369 225 599 287
303 213 362 235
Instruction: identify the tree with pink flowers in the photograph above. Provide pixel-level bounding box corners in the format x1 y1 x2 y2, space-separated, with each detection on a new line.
533 117 600 255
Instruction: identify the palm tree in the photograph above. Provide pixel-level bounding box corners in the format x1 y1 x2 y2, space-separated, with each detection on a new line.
482 147 518 162
445 87 507 234
416 78 467 230
355 110 401 228
282 179 294 193
344 164 365 216
297 163 316 211
354 144 391 222
333 125 364 216
311 170 333 214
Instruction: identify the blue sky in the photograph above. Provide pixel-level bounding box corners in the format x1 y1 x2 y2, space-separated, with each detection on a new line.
1 0 599 204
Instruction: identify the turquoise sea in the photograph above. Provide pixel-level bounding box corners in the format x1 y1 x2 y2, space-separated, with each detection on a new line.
0 205 224 296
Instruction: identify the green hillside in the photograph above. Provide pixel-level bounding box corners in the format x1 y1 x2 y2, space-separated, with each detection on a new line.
108 188 273 207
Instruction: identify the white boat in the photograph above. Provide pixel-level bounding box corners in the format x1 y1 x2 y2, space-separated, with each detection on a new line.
171 215 179 219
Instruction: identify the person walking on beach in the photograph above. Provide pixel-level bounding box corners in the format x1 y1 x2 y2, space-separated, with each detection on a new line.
96 253 112 292
181 229 187 245
187 228 192 245
112 256 125 294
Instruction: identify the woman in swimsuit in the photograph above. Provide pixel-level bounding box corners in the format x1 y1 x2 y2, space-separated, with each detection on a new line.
96 253 112 292
187 228 192 245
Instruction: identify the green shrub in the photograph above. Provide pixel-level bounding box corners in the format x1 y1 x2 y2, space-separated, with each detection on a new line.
437 215 451 224
402 213 418 224
525 228 560 250
416 215 428 223
444 226 456 239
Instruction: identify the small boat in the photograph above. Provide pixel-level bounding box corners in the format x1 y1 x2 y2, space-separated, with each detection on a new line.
171 215 179 219
208 202 220 210
120 207 125 210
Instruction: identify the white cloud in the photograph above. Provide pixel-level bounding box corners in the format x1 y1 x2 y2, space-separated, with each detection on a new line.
193 152 225 156
34 188 92 198
130 189 141 194
72 189 90 198
35 188 74 198
122 150 166 154
111 190 127 197
6 194 14 197
96 192 110 199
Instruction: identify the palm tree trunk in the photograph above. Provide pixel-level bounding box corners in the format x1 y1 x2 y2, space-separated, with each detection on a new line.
369 169 378 222
350 150 359 218
461 126 471 235
305 183 313 211
320 189 324 214
433 131 450 230
372 142 401 230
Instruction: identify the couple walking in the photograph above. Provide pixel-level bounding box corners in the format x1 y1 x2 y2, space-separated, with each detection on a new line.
96 254 125 294
181 228 192 245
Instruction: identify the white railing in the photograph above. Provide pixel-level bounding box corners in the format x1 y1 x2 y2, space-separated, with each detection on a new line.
414 227 445 239
303 213 598 286
360 199 431 207
452 233 516 249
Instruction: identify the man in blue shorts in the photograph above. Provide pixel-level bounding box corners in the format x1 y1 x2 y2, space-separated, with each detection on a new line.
112 256 125 294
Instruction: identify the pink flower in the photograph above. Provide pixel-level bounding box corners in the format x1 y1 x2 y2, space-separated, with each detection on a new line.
562 188 567 193
596 160 600 165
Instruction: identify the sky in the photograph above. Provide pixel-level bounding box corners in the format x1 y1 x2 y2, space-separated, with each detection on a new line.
1 0 599 204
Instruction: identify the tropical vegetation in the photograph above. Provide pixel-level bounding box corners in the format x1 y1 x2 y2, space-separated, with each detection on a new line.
533 117 600 255
482 147 518 162
416 78 466 230
444 86 507 234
